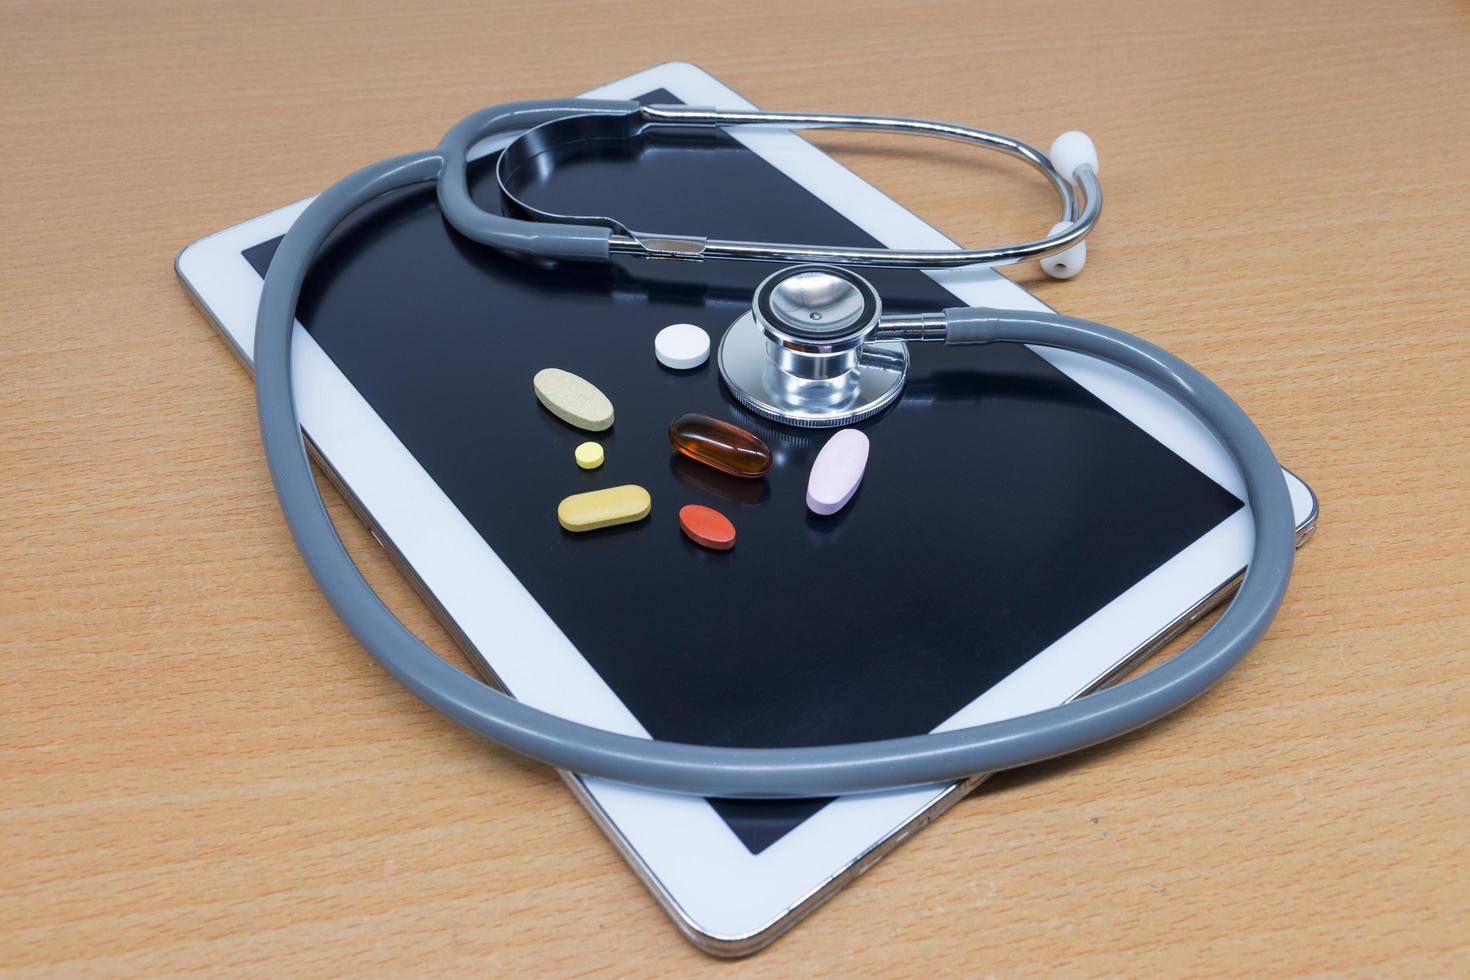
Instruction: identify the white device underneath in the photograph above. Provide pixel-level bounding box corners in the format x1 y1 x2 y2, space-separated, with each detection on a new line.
177 62 1317 955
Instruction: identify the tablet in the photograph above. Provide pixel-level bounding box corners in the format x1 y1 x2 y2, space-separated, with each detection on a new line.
176 62 1317 955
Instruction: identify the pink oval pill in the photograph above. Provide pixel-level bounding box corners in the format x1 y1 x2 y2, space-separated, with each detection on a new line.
806 429 869 516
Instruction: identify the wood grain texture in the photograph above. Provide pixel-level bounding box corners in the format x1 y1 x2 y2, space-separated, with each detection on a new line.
3 0 1467 973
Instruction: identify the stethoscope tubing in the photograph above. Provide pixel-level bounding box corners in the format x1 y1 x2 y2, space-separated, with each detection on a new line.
251 105 1295 799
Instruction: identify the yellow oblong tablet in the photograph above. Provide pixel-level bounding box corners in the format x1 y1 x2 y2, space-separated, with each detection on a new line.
558 485 651 532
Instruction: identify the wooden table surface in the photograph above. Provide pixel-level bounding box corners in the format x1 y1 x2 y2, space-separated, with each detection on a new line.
4 0 1467 974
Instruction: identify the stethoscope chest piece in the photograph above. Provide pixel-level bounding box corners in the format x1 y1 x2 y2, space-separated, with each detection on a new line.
718 265 910 428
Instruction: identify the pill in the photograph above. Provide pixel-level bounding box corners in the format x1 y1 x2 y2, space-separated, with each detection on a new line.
668 414 772 479
557 485 651 532
574 441 604 470
806 428 869 515
654 323 711 370
534 368 614 431
679 504 736 550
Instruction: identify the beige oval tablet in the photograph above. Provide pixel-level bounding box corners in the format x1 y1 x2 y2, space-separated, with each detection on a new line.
533 368 614 432
558 485 651 532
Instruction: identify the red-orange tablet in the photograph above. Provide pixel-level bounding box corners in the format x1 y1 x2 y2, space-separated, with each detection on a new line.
678 504 736 551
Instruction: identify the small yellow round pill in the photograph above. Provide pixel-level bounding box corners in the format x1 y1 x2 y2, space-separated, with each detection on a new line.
574 441 604 470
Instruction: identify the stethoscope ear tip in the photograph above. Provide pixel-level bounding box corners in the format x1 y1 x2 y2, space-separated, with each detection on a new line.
1041 221 1087 279
1050 130 1099 182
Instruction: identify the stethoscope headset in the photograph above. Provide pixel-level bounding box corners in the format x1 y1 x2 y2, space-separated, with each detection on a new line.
252 100 1295 797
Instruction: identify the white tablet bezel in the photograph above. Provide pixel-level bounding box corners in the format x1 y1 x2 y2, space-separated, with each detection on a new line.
177 61 1315 953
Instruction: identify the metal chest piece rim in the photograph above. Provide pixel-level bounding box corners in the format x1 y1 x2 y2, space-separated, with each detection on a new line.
717 265 910 428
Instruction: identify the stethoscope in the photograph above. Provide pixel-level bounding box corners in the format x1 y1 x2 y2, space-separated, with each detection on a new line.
251 99 1296 797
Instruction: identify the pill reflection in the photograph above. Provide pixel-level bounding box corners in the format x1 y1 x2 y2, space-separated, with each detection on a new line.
669 454 770 506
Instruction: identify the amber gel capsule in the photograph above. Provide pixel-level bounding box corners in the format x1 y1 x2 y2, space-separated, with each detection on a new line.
668 414 772 478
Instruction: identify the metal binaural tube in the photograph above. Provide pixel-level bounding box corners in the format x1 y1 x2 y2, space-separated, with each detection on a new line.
603 105 1100 269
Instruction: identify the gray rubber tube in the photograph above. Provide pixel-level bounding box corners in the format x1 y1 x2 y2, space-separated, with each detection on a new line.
435 98 639 259
253 114 1295 799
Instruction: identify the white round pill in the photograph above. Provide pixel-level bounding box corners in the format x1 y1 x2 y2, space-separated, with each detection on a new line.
654 323 711 370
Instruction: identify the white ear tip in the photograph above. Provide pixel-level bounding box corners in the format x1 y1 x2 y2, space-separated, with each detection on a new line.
1041 220 1086 279
1050 131 1098 181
